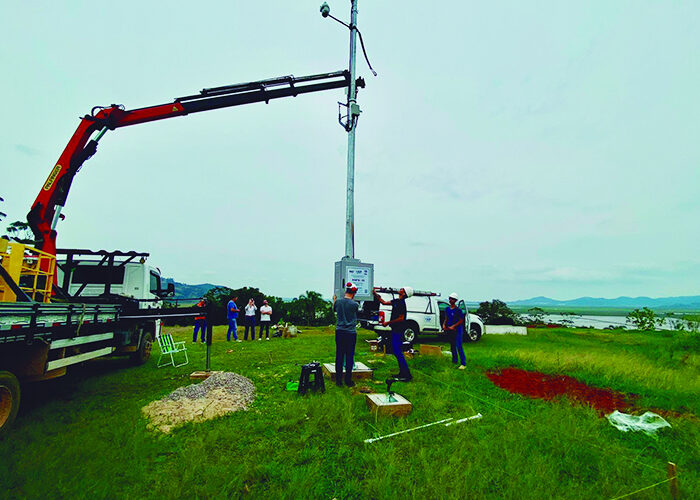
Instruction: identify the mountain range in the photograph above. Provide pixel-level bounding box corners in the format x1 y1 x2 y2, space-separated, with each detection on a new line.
508 295 700 309
163 279 218 300
165 279 700 310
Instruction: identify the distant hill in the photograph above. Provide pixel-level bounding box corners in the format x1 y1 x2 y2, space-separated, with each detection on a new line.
163 278 220 299
508 295 700 309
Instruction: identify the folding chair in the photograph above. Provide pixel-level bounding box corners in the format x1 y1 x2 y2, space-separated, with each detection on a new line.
156 332 189 368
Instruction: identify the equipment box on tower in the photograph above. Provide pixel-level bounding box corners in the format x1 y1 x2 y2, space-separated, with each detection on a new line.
334 258 374 302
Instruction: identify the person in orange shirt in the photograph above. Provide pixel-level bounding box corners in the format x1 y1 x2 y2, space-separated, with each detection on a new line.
192 298 207 343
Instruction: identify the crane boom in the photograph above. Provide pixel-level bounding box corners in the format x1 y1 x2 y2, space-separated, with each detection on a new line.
28 70 352 256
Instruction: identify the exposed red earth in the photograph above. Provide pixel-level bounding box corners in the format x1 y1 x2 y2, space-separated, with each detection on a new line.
486 367 635 415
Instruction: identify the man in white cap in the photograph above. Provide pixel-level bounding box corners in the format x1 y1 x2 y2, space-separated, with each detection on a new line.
443 292 467 369
373 286 414 381
332 282 360 387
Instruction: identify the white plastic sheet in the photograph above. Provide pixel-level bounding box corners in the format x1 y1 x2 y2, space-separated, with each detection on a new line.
607 411 671 435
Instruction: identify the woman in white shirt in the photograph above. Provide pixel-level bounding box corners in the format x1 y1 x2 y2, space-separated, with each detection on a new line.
244 298 257 341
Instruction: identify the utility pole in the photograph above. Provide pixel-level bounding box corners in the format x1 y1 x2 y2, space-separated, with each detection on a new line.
345 0 359 258
321 1 374 301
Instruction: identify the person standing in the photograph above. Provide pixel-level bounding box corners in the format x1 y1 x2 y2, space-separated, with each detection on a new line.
443 292 467 369
259 299 272 340
192 298 207 343
373 286 413 381
333 282 360 387
244 298 257 341
227 296 240 342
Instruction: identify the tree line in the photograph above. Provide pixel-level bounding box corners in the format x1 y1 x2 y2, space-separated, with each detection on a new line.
165 286 335 327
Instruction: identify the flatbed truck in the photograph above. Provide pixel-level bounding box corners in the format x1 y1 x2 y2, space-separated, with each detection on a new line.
1 68 356 436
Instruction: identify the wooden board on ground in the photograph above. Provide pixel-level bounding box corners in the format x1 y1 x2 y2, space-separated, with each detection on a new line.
190 370 221 380
419 344 443 357
366 393 412 417
322 362 373 381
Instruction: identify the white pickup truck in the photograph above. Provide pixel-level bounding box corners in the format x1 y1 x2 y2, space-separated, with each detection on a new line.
360 288 484 343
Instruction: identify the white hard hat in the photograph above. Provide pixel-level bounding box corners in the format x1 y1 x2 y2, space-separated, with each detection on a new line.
449 292 459 300
403 286 414 298
345 282 358 292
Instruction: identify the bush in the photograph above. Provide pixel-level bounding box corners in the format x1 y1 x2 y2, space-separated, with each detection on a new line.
626 307 662 331
476 299 521 325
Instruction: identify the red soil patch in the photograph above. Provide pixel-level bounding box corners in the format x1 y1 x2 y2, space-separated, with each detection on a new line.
486 367 636 415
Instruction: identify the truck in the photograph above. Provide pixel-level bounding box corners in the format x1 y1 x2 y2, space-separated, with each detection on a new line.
0 68 356 436
360 287 484 343
0 242 198 436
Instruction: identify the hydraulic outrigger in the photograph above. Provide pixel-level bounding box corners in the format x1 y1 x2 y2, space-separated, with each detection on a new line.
27 70 357 257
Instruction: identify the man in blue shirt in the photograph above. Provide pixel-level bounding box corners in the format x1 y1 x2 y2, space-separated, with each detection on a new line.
443 292 466 369
227 296 240 342
374 286 414 381
333 282 360 387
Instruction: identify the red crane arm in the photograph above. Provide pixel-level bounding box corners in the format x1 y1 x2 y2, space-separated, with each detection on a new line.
27 70 353 256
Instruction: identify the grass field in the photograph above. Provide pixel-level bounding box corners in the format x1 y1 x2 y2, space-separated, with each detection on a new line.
1 326 698 499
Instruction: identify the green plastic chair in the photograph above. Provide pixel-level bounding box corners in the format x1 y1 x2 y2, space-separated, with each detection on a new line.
156 332 189 368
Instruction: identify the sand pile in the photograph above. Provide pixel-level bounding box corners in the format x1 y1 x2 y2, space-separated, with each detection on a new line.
142 372 256 433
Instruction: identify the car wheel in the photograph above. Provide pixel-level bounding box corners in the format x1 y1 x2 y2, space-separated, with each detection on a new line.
0 371 20 437
403 322 418 343
465 324 482 343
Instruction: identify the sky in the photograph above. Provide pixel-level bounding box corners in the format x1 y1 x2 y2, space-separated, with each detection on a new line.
1 1 698 301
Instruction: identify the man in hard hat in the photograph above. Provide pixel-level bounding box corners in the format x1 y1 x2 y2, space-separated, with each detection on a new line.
443 292 467 369
373 286 414 381
333 282 360 387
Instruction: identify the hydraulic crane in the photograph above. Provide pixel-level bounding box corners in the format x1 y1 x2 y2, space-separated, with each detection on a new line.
27 70 356 257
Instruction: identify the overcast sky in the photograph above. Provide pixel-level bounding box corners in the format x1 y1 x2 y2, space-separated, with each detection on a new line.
1 1 698 301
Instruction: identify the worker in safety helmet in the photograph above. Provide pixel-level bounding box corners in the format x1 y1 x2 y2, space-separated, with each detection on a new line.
373 286 414 381
443 292 467 369
333 282 360 387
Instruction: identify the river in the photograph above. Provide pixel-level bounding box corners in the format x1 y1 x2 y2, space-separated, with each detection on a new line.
538 314 677 330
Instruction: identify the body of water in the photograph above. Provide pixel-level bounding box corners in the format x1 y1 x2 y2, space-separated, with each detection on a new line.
539 314 676 330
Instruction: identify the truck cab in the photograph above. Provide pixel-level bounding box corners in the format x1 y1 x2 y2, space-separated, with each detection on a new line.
55 249 174 308
361 288 484 343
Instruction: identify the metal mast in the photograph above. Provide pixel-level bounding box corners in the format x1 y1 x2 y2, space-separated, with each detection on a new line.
344 0 359 258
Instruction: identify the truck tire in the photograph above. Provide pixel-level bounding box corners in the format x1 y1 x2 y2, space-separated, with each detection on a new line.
465 324 482 343
0 371 20 437
130 331 153 365
403 322 419 343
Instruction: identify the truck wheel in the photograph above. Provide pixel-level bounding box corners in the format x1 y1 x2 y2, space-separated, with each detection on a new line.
0 371 20 437
130 332 153 365
465 324 482 343
403 322 419 343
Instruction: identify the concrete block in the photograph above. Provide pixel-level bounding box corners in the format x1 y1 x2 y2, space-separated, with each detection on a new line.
322 362 373 381
366 393 412 417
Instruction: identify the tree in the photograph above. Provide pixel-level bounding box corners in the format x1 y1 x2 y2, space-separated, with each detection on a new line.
526 307 546 325
5 220 34 243
284 291 334 326
626 307 662 331
199 286 333 326
475 299 519 325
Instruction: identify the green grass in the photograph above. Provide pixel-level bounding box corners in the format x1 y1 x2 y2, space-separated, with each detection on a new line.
1 326 698 499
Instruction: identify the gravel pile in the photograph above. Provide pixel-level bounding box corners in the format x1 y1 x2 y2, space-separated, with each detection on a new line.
164 372 256 402
142 372 256 433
